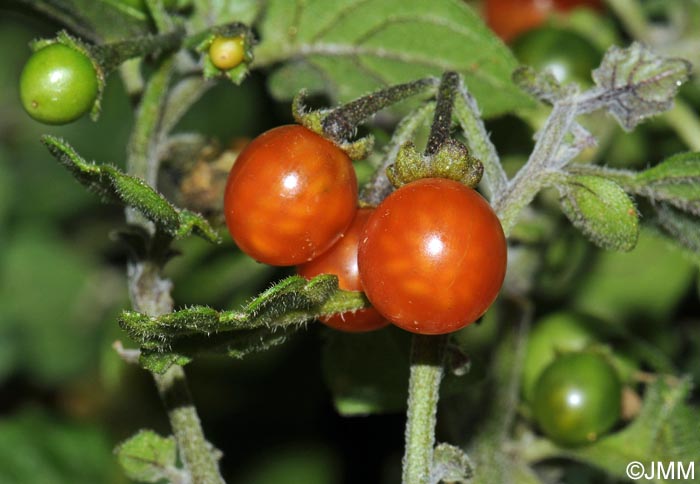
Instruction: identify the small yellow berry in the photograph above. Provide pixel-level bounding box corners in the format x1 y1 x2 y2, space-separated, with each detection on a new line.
208 36 245 71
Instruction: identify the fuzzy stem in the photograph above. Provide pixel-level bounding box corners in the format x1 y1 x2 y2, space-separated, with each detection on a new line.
92 29 184 76
126 58 173 188
492 101 578 235
153 365 224 484
119 59 145 103
125 58 224 484
322 78 438 142
425 72 459 156
454 80 507 199
402 335 448 484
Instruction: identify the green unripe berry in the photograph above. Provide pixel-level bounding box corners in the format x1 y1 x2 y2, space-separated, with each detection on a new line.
533 352 622 446
20 43 99 125
522 312 597 402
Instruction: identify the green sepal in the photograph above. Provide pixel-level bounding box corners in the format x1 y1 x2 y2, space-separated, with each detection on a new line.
30 31 106 122
115 430 181 483
41 135 219 243
119 275 370 372
432 443 474 484
387 139 483 188
592 42 691 131
556 174 639 252
292 90 374 160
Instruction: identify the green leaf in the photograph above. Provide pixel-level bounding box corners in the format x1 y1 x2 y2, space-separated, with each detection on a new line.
557 175 639 251
321 329 410 416
255 0 534 117
120 275 370 372
592 43 691 131
115 430 181 483
636 152 700 216
138 326 294 373
550 378 700 483
41 135 219 243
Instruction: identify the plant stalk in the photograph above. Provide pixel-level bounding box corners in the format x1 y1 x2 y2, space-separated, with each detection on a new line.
125 57 224 484
92 29 184 75
454 80 507 199
402 334 448 484
154 365 224 484
492 101 578 235
321 77 438 142
425 71 459 156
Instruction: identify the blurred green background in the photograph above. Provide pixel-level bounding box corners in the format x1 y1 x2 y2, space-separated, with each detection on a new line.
1 2 699 484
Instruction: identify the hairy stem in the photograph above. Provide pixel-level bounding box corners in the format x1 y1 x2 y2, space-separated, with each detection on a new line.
92 29 184 75
126 58 173 188
125 58 224 484
425 71 459 156
119 59 145 103
454 80 507 199
402 335 448 484
493 101 578 235
322 78 438 142
154 365 224 484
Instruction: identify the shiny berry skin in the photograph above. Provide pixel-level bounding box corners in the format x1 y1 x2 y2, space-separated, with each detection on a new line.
358 178 507 335
485 0 603 42
19 43 98 125
224 125 358 266
298 208 388 332
209 36 246 70
533 352 621 446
